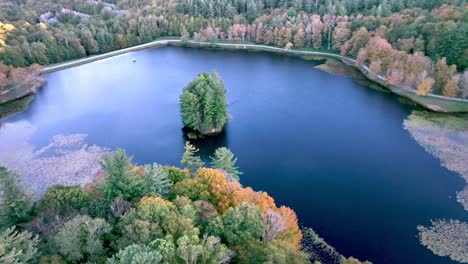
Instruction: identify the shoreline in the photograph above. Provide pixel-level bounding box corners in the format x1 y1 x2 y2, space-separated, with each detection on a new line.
2 38 467 113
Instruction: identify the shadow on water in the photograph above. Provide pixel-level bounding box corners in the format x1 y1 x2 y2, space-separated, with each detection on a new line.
182 126 229 161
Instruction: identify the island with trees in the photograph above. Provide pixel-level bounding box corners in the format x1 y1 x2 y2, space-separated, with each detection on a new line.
0 143 369 264
180 72 228 136
1 0 467 112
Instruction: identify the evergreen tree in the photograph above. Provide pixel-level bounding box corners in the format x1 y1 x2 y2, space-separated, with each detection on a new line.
210 147 242 180
0 227 39 263
144 163 173 197
180 71 228 135
180 142 204 175
0 167 33 229
99 150 146 202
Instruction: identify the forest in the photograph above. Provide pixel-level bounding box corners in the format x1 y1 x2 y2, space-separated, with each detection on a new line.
0 0 467 98
0 143 370 263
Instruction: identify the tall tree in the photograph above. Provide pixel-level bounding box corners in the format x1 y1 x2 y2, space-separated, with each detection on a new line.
0 167 33 229
99 150 146 202
180 142 204 175
210 147 242 180
144 163 173 197
0 227 39 263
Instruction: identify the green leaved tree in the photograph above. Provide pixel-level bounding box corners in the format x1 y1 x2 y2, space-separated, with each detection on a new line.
107 244 163 264
180 71 228 135
0 167 33 229
210 147 242 180
51 215 110 263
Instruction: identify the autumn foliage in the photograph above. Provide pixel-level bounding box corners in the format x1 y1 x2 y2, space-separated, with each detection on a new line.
0 61 43 91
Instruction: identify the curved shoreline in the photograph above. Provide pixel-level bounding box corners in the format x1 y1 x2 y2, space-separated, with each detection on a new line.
5 38 468 113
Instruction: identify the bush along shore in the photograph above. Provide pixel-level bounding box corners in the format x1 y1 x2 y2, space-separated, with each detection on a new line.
0 143 371 264
1 39 466 115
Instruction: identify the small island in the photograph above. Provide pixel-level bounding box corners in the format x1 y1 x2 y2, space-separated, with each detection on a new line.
179 71 228 136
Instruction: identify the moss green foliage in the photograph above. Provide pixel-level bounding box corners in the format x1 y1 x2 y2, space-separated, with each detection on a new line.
417 219 468 263
50 215 110 263
222 203 264 245
107 244 163 264
0 167 33 229
0 227 39 263
210 147 242 180
38 185 92 215
180 141 204 175
180 72 228 135
117 196 196 247
163 166 189 184
143 163 172 197
99 149 146 202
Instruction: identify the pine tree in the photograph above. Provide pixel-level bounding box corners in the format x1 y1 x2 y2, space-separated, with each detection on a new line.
0 167 33 229
181 142 204 175
99 150 146 202
0 227 39 263
210 147 242 180
144 163 173 197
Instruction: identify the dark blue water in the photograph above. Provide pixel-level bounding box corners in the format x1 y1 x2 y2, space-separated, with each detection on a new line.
2 46 467 263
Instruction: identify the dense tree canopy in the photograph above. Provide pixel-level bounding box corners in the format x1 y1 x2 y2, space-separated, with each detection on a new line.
180 72 228 135
0 0 466 97
1 145 374 263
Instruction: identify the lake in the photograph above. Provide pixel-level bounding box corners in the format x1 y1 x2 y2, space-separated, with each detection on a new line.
0 46 466 263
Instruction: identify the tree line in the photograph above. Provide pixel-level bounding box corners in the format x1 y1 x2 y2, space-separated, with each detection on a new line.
0 144 370 263
0 0 466 97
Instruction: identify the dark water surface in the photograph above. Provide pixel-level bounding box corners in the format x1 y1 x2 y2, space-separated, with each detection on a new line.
2 46 467 263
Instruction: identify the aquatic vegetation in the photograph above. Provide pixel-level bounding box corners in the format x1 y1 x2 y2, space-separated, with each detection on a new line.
404 110 468 210
417 220 468 263
0 124 108 197
405 111 468 262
